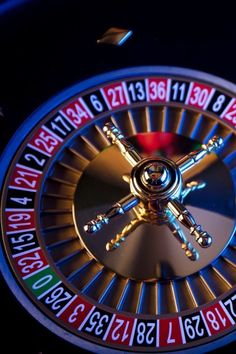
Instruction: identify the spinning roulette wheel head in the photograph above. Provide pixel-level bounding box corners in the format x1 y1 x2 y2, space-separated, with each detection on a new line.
0 66 235 353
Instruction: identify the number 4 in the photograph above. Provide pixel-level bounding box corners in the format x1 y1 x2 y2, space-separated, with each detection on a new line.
10 197 33 205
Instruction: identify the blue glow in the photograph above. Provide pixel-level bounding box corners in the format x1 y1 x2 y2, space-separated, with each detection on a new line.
164 107 169 132
82 269 103 294
223 150 236 165
203 123 219 144
117 280 131 310
137 283 145 314
67 260 92 282
232 168 236 189
98 275 117 303
0 0 29 15
176 110 187 135
190 115 204 139
118 30 133 46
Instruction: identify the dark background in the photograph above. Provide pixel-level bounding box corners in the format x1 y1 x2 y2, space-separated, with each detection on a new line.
0 0 236 352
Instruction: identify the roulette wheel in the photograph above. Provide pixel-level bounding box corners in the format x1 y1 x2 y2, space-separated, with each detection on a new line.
0 1 235 353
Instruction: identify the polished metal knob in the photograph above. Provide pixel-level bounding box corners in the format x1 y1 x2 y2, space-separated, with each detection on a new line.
84 122 223 261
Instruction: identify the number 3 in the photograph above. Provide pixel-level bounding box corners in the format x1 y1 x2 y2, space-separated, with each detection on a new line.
68 303 85 323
